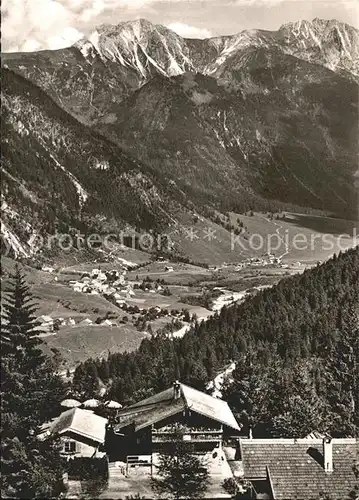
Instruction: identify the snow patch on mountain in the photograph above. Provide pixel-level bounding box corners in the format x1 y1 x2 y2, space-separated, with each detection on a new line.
94 160 110 170
2 200 32 233
89 30 101 54
139 45 167 76
279 19 359 79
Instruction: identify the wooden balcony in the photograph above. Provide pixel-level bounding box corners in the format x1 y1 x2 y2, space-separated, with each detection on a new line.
152 429 223 443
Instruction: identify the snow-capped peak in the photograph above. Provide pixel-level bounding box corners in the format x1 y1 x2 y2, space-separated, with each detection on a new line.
73 18 359 83
74 19 194 78
278 18 359 78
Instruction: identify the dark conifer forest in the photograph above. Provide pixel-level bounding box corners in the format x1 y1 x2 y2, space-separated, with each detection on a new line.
73 247 359 437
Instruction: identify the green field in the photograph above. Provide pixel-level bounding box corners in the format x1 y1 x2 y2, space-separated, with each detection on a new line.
1 256 55 285
166 212 358 265
43 324 147 368
30 283 120 318
227 212 358 264
127 261 212 284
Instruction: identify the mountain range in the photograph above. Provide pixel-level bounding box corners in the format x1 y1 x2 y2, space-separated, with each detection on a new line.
2 18 359 257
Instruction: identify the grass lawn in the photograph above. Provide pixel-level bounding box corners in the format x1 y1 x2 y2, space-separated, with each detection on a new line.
127 261 212 285
171 215 248 265
30 283 120 317
1 256 55 286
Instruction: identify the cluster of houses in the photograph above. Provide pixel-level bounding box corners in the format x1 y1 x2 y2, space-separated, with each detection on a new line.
235 254 304 270
69 268 135 304
37 314 118 333
210 254 284 273
243 254 282 268
40 381 358 499
37 315 76 333
36 266 181 335
136 280 164 293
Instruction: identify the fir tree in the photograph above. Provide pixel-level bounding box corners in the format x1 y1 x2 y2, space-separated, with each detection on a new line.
269 360 330 437
2 265 45 371
1 266 65 498
152 425 209 499
72 361 100 400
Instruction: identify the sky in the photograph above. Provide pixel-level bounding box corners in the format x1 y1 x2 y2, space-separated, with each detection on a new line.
2 0 359 53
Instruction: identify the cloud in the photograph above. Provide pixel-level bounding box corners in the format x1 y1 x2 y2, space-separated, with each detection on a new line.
1 0 173 52
2 0 84 52
3 0 357 52
167 22 212 39
1 0 214 52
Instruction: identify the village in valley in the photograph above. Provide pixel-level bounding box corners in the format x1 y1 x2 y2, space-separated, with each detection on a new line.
35 251 302 340
35 260 200 345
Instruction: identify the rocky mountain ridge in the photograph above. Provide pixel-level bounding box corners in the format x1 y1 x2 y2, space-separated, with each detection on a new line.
4 18 358 124
2 18 358 258
77 18 359 82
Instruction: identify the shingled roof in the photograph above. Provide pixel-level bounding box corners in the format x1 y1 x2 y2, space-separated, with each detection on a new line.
115 382 240 432
45 408 108 444
240 438 358 500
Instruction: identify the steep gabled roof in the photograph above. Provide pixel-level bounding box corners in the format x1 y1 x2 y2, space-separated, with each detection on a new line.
115 382 240 432
129 386 175 409
181 384 240 431
49 408 107 444
240 438 358 500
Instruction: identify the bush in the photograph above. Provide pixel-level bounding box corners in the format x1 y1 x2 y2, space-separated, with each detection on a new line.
65 456 109 481
222 477 239 496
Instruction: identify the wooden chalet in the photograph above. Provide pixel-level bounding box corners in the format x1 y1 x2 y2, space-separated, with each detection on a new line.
108 381 241 464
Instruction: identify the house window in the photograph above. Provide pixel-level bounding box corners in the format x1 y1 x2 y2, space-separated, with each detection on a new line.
63 441 76 453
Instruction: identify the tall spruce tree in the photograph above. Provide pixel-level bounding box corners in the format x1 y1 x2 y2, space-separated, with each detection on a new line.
1 266 65 498
152 425 209 499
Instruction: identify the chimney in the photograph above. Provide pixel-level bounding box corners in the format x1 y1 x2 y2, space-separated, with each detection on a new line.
173 380 181 400
323 437 333 473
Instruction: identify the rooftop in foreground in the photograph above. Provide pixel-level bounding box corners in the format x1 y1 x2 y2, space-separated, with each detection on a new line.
240 437 358 500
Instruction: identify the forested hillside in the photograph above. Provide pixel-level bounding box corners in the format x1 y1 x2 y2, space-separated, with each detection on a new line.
73 247 359 437
1 67 187 257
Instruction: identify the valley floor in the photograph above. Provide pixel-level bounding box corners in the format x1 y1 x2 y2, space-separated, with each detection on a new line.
1 212 357 372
